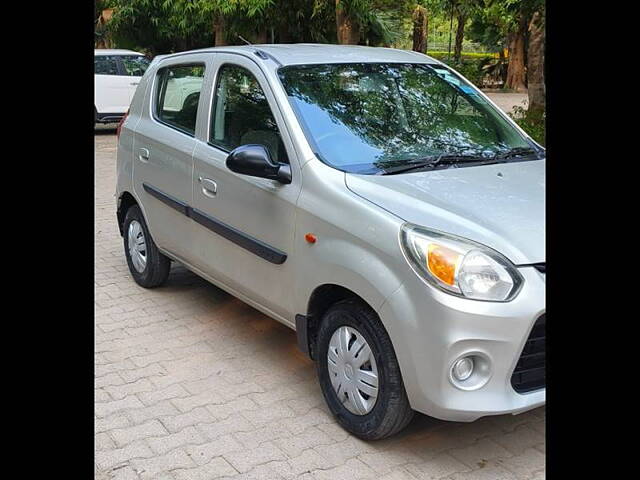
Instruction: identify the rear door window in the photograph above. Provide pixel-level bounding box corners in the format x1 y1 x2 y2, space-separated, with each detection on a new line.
94 55 119 75
154 64 206 136
120 56 151 77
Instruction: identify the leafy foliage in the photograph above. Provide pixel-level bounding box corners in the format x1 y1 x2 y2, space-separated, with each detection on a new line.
97 0 544 116
509 104 545 145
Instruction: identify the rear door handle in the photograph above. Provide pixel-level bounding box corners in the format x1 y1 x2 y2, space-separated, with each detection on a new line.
138 148 149 162
198 177 217 197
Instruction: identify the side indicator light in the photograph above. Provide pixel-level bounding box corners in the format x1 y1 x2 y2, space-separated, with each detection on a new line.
305 233 317 244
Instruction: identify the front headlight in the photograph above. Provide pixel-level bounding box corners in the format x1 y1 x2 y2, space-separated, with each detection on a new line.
400 223 523 301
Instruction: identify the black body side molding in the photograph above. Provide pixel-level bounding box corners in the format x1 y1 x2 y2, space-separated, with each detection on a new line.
143 183 189 216
189 208 287 265
142 183 287 265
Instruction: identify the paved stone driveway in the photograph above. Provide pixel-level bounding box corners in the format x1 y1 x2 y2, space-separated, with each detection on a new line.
95 92 543 480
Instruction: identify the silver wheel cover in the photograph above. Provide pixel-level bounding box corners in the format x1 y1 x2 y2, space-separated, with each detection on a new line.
327 326 379 415
127 220 147 273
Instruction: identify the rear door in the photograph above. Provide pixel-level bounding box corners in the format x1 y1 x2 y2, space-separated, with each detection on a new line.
132 55 208 261
94 55 133 114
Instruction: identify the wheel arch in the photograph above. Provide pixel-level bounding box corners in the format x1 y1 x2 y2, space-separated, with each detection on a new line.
117 191 139 236
297 283 375 360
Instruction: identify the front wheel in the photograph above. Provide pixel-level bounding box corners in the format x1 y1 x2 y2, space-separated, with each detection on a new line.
123 205 171 288
316 299 414 440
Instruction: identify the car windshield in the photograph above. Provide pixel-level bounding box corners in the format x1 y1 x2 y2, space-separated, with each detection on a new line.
277 63 541 174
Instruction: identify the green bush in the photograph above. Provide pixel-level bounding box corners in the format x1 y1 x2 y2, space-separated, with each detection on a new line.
509 106 546 146
426 53 495 88
426 51 497 60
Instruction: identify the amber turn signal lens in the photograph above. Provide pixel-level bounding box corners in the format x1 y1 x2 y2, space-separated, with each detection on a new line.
427 244 461 286
304 233 317 244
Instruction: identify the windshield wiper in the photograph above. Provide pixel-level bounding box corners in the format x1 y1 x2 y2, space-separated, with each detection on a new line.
380 154 494 175
492 146 539 160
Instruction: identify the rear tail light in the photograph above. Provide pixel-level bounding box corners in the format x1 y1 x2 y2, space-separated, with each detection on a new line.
116 109 129 139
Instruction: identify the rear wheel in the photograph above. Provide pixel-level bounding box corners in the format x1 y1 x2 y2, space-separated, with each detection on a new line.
316 299 414 439
123 205 171 288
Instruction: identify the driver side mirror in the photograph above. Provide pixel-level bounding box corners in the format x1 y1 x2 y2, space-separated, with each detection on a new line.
225 144 291 184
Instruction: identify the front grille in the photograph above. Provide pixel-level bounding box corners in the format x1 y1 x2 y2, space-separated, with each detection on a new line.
511 314 545 393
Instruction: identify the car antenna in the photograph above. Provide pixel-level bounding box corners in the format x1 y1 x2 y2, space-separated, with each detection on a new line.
237 35 252 45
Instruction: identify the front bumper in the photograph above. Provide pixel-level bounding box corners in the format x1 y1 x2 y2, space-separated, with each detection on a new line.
379 266 545 422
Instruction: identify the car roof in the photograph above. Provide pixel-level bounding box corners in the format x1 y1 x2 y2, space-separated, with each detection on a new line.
94 49 145 56
162 44 438 67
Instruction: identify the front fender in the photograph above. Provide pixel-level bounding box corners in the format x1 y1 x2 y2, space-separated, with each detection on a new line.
293 159 406 322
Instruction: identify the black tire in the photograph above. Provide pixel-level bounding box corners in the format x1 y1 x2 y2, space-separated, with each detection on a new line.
123 205 171 288
316 298 414 440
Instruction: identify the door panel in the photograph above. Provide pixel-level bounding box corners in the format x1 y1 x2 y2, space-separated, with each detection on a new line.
191 56 301 323
133 121 195 260
132 61 206 261
95 74 133 113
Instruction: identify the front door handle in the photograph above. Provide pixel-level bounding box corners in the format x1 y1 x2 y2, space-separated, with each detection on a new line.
138 148 150 162
198 177 217 197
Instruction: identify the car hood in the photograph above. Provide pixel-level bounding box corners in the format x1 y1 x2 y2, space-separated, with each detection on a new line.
345 160 545 265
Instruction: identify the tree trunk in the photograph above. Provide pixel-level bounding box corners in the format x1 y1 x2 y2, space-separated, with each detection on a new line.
412 5 427 53
453 11 466 62
255 29 268 44
335 0 360 44
279 25 292 43
505 16 527 91
214 15 226 46
527 11 545 114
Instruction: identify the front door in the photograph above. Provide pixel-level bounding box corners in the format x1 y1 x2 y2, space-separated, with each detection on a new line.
191 56 301 324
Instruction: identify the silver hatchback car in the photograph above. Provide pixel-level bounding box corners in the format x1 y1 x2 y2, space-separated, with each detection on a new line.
116 44 545 440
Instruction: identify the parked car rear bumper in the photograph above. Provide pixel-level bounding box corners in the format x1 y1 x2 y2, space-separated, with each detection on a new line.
96 112 125 123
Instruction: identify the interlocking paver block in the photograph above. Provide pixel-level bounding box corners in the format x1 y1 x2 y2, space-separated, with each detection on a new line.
448 438 513 469
162 406 217 433
496 448 545 478
492 425 545 456
96 395 145 418
311 458 376 480
137 383 191 406
106 378 156 400
404 452 472 479
173 457 238 480
95 440 155 470
223 441 288 473
185 434 244 466
111 419 168 447
147 425 206 455
127 399 181 425
448 464 518 480
120 363 167 383
131 449 195 479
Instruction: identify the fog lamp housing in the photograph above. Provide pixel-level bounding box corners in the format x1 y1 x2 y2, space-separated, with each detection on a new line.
449 353 492 390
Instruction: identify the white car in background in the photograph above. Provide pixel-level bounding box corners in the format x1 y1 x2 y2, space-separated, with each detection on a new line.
94 49 151 126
